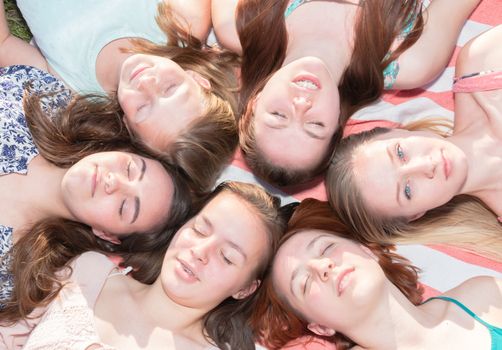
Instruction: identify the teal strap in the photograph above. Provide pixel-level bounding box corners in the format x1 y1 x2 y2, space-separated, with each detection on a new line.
284 0 306 18
427 296 499 332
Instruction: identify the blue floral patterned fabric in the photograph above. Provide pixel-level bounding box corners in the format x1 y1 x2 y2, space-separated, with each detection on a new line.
0 65 70 305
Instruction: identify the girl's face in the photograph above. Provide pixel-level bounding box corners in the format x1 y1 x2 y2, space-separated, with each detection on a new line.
61 151 174 242
160 191 268 310
118 54 211 149
252 57 339 171
273 230 386 336
351 129 468 220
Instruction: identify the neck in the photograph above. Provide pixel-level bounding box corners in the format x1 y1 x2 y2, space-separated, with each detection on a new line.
25 157 76 222
343 284 438 350
283 2 358 85
130 279 212 342
449 130 502 197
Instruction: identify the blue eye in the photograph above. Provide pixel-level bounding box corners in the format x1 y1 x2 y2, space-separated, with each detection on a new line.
396 144 405 160
404 182 412 200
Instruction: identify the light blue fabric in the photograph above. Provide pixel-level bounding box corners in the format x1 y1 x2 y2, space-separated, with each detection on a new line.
0 65 70 305
426 296 502 350
284 0 308 18
17 0 166 93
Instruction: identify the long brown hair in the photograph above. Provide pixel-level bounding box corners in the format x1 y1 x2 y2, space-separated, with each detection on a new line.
327 124 502 260
250 199 423 350
236 0 423 186
0 89 193 324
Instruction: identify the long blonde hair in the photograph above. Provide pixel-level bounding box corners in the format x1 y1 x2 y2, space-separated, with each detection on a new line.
327 118 502 261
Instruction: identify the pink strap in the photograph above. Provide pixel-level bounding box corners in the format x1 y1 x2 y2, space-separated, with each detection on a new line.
453 71 502 93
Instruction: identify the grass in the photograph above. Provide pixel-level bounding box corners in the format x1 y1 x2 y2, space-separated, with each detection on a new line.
4 0 31 42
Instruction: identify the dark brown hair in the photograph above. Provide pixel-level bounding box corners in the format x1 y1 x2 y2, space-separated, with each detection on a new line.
236 0 423 186
250 199 423 349
0 89 193 324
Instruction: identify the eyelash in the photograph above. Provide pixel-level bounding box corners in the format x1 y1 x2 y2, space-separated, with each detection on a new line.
321 243 334 256
396 144 412 200
221 251 233 265
126 161 132 180
119 199 126 217
272 111 286 118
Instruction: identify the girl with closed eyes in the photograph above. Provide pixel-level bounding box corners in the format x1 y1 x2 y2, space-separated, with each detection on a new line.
0 64 191 307
0 182 287 350
326 26 502 256
251 199 502 350
0 1 239 194
212 0 479 187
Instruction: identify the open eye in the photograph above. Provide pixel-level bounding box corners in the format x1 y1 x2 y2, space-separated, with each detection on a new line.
404 181 412 200
396 143 406 161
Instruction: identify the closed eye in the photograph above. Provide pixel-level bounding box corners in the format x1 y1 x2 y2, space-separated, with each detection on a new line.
271 111 286 118
221 251 234 265
308 121 325 127
321 243 335 256
126 161 132 180
303 274 311 295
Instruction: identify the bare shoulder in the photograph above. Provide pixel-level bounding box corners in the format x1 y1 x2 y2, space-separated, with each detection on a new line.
166 0 212 41
211 0 242 53
444 276 502 325
456 25 502 78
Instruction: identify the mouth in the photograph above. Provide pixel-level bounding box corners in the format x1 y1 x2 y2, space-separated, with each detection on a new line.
336 267 355 297
129 65 149 83
293 74 321 90
91 165 98 197
176 258 199 282
441 150 451 180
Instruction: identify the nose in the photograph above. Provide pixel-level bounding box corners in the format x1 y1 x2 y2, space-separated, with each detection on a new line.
292 95 312 114
104 172 127 195
137 75 158 96
401 156 436 179
190 239 212 265
309 257 334 282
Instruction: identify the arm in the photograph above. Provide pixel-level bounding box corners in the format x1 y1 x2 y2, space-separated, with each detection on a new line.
167 0 212 41
0 1 48 69
393 0 481 89
211 0 242 53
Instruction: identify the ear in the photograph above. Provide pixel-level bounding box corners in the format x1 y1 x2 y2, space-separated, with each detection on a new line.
307 322 336 337
408 211 426 222
232 279 261 300
92 228 121 245
186 70 211 90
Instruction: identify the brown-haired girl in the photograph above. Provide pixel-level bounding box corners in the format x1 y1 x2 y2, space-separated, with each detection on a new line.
252 199 502 350
0 64 192 308
212 0 480 187
0 1 239 194
1 182 287 350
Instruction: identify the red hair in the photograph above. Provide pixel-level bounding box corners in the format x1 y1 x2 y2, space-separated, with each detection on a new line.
250 199 423 349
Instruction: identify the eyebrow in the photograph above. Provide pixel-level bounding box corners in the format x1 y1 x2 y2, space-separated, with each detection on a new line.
289 234 331 296
139 158 146 181
130 159 146 224
386 145 401 206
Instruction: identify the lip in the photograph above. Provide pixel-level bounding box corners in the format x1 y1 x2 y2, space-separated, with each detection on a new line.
129 65 149 83
336 267 355 297
175 258 199 282
441 150 451 180
91 165 98 197
292 73 322 90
